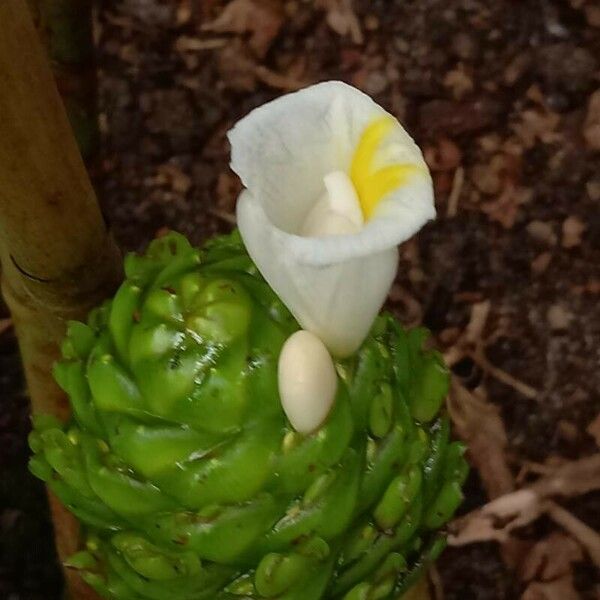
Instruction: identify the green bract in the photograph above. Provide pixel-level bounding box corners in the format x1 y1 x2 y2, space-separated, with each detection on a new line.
29 232 468 600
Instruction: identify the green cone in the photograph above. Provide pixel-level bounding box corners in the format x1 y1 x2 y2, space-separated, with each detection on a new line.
29 231 468 600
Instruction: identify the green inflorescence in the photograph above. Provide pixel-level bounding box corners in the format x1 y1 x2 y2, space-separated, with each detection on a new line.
28 231 468 600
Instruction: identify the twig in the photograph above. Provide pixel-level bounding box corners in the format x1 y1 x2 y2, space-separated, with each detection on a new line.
254 65 309 91
470 348 538 399
546 501 600 568
389 284 423 327
442 345 464 368
174 36 228 52
442 299 537 398
428 565 445 600
464 300 491 344
449 454 600 546
516 460 566 484
446 166 464 218
442 300 490 366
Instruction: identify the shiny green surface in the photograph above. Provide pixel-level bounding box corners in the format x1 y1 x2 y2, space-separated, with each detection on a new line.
29 231 468 600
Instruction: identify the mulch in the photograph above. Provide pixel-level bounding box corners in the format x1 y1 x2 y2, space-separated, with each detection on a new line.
1 0 599 598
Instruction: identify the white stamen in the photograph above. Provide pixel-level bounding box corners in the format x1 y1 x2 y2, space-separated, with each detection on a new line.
300 170 363 237
278 330 337 433
323 171 364 227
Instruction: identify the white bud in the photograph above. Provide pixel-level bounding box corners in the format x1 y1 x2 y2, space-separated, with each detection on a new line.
278 330 337 434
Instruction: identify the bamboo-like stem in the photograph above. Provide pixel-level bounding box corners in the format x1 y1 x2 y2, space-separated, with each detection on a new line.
0 1 121 597
28 0 99 160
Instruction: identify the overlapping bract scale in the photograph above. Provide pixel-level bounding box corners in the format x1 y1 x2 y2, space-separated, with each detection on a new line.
29 232 467 600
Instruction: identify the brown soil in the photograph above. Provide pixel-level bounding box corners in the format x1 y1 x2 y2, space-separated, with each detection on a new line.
1 0 599 598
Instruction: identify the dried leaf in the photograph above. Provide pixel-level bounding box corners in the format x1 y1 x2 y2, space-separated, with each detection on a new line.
521 575 580 600
527 220 557 247
202 0 284 57
447 380 514 499
547 502 600 568
254 65 308 91
450 488 542 545
449 454 600 546
443 67 474 100
215 172 241 211
431 137 463 172
531 252 552 275
464 300 491 344
447 166 464 218
419 98 503 137
428 565 444 600
470 156 505 195
318 0 364 44
520 532 583 582
583 89 600 150
546 304 573 331
155 164 192 194
585 5 600 27
561 215 586 248
217 42 258 92
532 454 600 498
481 184 532 229
176 0 192 25
175 36 227 52
586 413 600 447
587 180 600 201
512 109 561 149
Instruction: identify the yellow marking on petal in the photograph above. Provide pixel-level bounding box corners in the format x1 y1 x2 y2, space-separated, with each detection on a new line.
360 164 421 219
350 116 396 183
350 115 422 220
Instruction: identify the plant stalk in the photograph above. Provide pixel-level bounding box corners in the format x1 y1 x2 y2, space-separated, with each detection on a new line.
0 0 121 597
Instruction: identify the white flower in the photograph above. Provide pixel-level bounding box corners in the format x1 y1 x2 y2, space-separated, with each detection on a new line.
229 81 434 357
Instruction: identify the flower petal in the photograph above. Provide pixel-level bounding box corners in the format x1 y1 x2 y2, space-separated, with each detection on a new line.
229 81 435 355
237 191 398 356
228 81 386 233
229 81 434 265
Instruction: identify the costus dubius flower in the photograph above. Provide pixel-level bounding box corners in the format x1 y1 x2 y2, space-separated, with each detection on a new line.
229 81 434 357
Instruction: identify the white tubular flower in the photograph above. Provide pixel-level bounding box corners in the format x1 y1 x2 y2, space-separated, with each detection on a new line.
229 81 434 357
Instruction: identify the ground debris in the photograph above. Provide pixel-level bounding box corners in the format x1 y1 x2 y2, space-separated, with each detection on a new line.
519 532 583 583
561 215 586 249
546 304 572 331
447 379 514 500
587 414 600 448
511 108 561 149
202 0 284 58
317 0 363 44
419 98 503 137
530 251 552 275
546 502 600 568
583 90 600 150
526 221 557 247
449 454 600 546
521 574 580 600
